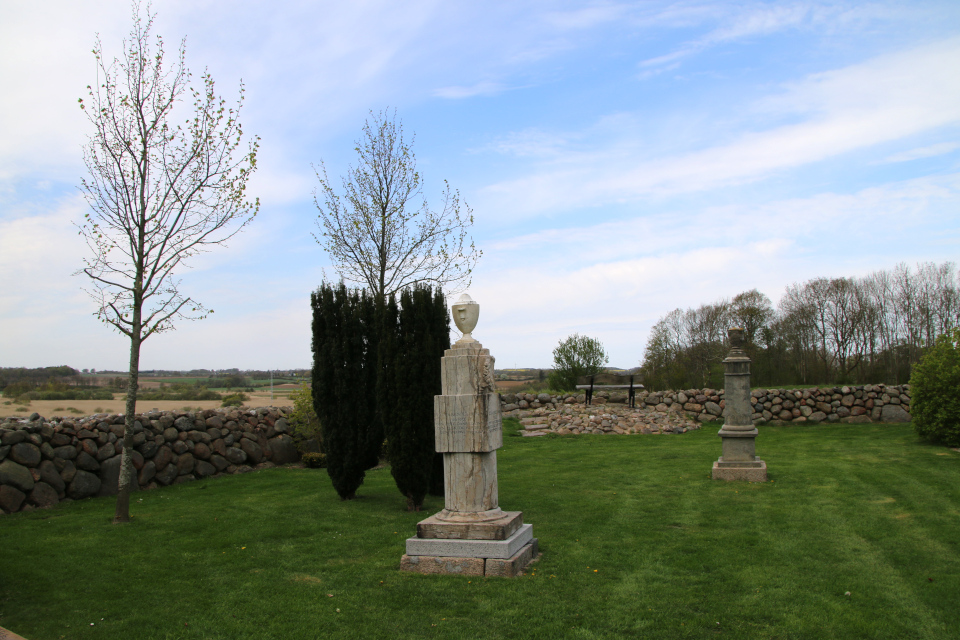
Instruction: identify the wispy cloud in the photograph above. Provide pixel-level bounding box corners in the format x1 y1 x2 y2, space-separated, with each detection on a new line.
882 142 960 163
478 37 960 217
433 81 506 99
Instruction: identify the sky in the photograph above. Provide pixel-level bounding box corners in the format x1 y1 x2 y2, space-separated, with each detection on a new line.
1 0 959 371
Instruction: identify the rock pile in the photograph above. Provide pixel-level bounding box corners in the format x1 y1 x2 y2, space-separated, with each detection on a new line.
0 406 305 514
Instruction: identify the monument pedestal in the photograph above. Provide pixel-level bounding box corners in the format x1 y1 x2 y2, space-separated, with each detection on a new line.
400 294 537 577
712 329 768 482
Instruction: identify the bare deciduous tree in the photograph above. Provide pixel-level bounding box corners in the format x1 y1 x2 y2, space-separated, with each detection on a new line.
313 109 480 299
77 3 259 523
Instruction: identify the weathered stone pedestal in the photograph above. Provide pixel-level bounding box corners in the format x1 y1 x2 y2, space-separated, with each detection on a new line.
712 328 768 482
401 294 537 577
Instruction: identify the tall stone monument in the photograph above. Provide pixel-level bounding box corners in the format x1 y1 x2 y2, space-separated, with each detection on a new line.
712 327 768 482
400 294 538 577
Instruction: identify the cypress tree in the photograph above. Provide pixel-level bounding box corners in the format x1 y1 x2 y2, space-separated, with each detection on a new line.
310 283 368 500
385 285 449 510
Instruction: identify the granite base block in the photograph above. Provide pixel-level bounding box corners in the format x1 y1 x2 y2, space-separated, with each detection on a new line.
712 459 768 482
406 523 532 559
485 539 538 577
417 511 522 540
399 554 485 576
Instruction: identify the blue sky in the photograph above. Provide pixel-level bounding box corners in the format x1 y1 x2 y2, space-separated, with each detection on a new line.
1 0 959 371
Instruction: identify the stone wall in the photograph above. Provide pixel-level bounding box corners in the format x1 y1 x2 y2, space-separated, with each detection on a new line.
0 407 306 515
500 383 912 426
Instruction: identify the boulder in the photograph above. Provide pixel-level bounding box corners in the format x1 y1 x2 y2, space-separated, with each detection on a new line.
97 455 139 496
224 447 247 465
28 482 59 508
273 418 289 434
240 439 263 464
0 485 26 512
194 460 216 478
268 435 299 465
139 460 156 486
193 442 211 460
704 402 722 416
9 442 41 467
53 445 78 460
880 404 911 423
176 452 196 476
210 455 229 472
68 470 101 499
38 460 65 494
75 451 100 472
96 442 116 461
153 446 173 471
0 459 35 492
155 462 179 486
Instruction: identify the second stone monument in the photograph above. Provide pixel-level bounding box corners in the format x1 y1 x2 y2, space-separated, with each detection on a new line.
400 294 538 577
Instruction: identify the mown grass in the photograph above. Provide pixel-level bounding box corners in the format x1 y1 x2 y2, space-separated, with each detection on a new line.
1 423 958 639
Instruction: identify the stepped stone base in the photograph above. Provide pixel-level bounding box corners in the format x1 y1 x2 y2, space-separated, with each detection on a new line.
401 539 538 577
712 458 767 482
417 511 522 540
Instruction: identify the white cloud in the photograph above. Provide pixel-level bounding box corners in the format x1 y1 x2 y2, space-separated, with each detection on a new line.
479 37 960 217
433 81 506 99
882 141 960 163
470 172 960 367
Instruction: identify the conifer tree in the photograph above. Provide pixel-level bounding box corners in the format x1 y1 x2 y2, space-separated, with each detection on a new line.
311 283 373 500
385 285 448 510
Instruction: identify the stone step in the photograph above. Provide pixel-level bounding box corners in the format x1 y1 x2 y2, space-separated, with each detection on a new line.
524 424 549 431
520 417 549 425
521 431 547 437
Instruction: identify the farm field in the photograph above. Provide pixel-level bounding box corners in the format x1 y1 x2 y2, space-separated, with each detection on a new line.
1 422 958 639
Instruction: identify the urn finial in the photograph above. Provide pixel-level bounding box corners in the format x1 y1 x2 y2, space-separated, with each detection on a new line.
452 293 479 344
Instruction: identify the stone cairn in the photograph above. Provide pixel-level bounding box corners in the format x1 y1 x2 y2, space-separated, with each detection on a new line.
401 294 538 577
712 328 767 481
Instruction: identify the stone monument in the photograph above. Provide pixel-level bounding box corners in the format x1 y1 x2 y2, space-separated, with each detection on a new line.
712 327 768 482
400 293 538 577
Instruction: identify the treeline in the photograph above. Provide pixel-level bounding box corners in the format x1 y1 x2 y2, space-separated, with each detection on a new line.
640 262 960 390
0 366 91 398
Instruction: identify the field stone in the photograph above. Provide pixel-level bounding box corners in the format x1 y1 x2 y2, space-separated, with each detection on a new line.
97 455 127 496
193 443 211 460
239 439 263 464
153 446 173 471
49 433 71 447
75 451 100 472
268 435 299 464
53 445 77 460
0 485 26 512
155 462 179 486
0 459 35 492
138 460 156 485
1 430 26 446
273 418 289 434
173 474 196 485
137 440 158 458
38 460 65 494
0 445 8 462
880 404 912 423
9 442 41 467
176 452 196 475
95 441 116 461
68 470 101 499
210 454 229 472
28 482 59 508
194 460 216 478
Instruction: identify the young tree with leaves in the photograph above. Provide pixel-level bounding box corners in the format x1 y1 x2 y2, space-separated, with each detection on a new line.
549 334 609 392
313 109 480 299
77 3 259 523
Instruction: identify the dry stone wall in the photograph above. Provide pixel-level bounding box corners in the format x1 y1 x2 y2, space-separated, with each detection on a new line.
500 383 912 436
0 407 306 515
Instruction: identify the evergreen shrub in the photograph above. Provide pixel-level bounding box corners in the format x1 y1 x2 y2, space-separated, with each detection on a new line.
911 327 960 447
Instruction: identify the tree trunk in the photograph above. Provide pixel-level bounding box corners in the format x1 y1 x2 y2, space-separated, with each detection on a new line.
114 326 142 523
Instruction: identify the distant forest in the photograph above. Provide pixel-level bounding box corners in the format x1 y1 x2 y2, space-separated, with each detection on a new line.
639 262 959 391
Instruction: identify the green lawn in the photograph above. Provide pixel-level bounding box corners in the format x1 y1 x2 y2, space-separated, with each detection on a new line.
1 422 958 639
